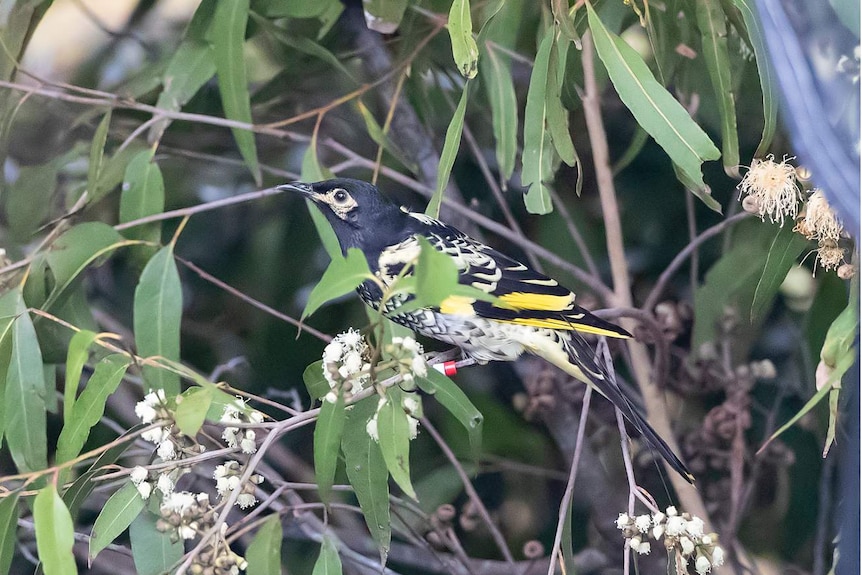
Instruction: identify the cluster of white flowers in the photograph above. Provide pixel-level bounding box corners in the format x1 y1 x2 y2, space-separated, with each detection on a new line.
616 506 724 574
322 329 371 401
214 460 263 509
738 155 801 224
135 390 180 460
159 491 211 540
738 157 851 275
365 392 422 442
386 336 428 382
220 398 265 455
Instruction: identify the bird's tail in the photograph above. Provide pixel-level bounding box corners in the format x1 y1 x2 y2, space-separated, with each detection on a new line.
555 331 695 484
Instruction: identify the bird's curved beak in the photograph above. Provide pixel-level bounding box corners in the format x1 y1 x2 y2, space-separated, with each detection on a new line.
277 182 316 200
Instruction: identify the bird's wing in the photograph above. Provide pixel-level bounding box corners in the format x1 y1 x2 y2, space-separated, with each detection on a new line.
414 218 630 339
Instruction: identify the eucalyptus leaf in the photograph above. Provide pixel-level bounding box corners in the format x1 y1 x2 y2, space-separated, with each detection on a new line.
448 0 478 78
34 485 77 575
302 248 374 320
0 491 18 575
89 481 145 560
521 28 555 214
130 511 183 575
587 3 720 194
209 0 260 183
314 391 346 504
134 245 182 396
175 386 213 436
377 387 416 499
426 83 470 219
362 0 407 34
312 535 342 575
416 368 483 457
246 514 283 575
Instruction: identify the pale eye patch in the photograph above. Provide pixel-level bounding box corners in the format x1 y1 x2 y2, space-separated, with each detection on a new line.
323 188 357 219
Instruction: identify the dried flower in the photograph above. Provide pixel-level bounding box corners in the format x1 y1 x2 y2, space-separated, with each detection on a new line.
802 189 844 242
737 155 801 224
816 239 845 272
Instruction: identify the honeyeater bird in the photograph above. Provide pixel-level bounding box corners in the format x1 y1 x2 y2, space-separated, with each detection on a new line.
281 178 693 483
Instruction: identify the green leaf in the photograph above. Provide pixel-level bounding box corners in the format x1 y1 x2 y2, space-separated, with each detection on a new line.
521 28 555 215
63 329 98 422
481 44 517 181
89 481 145 560
148 40 217 144
342 396 391 558
130 511 183 575
448 0 478 78
56 354 129 466
377 387 416 499
134 245 182 396
426 83 471 218
302 248 374 320
303 360 330 400
209 0 260 184
415 368 483 457
750 226 810 321
312 535 342 575
695 0 739 176
5 162 59 240
63 425 145 520
552 0 579 43
6 295 47 473
587 3 720 193
354 101 417 173
174 386 213 436
87 109 112 201
546 37 577 167
45 222 128 311
362 0 407 34
34 485 77 575
251 13 355 81
92 145 147 204
119 149 165 246
314 391 346 504
730 0 778 157
0 491 19 575
300 141 340 259
246 514 283 575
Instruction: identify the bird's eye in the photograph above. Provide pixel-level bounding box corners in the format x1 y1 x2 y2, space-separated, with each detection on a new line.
331 189 349 204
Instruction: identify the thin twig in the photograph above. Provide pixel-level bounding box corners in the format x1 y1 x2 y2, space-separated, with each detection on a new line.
643 211 751 311
422 418 514 563
546 387 592 575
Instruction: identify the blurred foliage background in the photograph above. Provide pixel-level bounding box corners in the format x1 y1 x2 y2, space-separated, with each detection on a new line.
0 0 857 574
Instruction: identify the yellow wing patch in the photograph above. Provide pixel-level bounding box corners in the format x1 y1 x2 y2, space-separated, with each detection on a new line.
504 316 630 338
439 295 476 315
498 291 574 311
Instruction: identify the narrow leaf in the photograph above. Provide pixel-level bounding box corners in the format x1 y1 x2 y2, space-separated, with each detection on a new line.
750 226 810 321
448 0 478 78
87 110 112 200
342 396 391 557
45 222 127 310
209 0 260 183
129 511 183 575
546 37 577 166
731 0 778 157
63 329 98 422
426 83 471 218
148 40 216 144
312 535 342 575
34 485 77 575
416 368 483 457
300 141 340 259
0 290 15 443
0 491 19 575
302 248 374 320
521 28 555 214
587 3 720 193
377 388 416 499
119 149 165 244
56 354 129 466
314 391 346 504
552 0 579 43
481 44 517 181
175 386 213 436
695 0 739 176
134 245 182 396
89 481 145 560
246 514 283 575
6 296 47 473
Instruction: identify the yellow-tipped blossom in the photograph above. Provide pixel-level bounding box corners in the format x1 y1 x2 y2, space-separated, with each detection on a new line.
738 155 801 224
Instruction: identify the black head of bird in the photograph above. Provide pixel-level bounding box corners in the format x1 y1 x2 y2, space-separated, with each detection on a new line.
278 178 409 257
